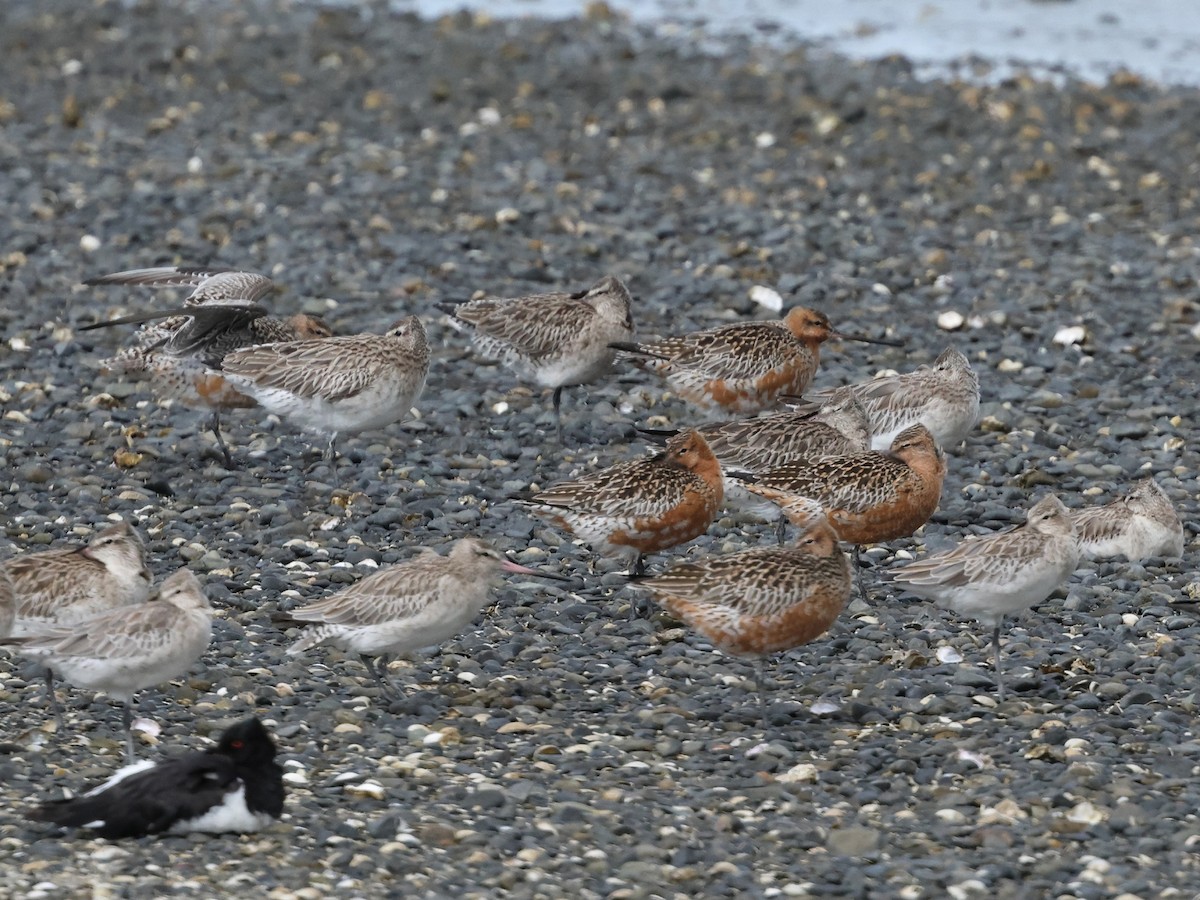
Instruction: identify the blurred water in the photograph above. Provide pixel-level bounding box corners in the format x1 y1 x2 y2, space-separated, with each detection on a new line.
391 0 1200 87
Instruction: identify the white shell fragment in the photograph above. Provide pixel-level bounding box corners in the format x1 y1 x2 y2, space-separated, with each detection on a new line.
936 646 964 664
749 285 783 312
1053 325 1087 346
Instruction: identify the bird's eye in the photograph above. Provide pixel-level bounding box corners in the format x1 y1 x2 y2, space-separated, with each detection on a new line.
230 739 244 749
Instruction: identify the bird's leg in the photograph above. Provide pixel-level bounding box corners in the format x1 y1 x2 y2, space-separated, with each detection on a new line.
211 410 235 468
552 386 565 446
992 620 1005 702
44 667 64 733
362 654 401 699
755 656 770 731
628 554 646 619
852 545 870 604
123 698 136 762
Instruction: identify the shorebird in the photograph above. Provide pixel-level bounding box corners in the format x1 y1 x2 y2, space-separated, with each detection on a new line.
7 568 214 760
634 498 851 725
521 429 724 578
890 493 1080 701
82 266 333 465
3 522 152 728
217 316 430 460
1071 477 1184 561
642 392 871 481
801 347 980 451
736 424 946 598
441 275 635 443
610 306 898 415
287 537 566 697
28 717 284 838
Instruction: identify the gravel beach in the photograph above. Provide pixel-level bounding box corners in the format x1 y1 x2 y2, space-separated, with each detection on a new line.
2 1 1199 897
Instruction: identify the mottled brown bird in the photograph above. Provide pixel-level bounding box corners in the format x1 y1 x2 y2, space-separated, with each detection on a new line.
737 424 946 599
522 429 724 578
82 266 333 465
635 497 851 724
442 275 635 444
1071 477 1184 561
611 306 897 415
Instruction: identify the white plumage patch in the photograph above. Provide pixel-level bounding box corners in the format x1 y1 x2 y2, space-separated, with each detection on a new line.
170 783 274 834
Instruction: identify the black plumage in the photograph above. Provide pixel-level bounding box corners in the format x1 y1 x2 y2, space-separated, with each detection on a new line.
28 717 284 839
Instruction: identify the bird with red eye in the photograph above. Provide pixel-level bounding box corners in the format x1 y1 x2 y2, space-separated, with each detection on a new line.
27 717 284 839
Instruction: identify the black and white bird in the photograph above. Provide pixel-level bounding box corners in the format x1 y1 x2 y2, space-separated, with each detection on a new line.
27 717 284 839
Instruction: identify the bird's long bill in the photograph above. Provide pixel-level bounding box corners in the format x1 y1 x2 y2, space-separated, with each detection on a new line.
502 559 571 581
635 427 678 445
831 330 903 347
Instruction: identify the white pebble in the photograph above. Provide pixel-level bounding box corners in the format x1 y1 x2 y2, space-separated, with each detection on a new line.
1053 324 1087 346
187 155 203 174
937 310 965 331
491 401 509 415
80 234 102 252
62 59 83 76
997 358 1024 373
495 206 521 224
345 780 386 800
749 284 783 312
478 107 501 125
871 283 892 297
754 131 776 149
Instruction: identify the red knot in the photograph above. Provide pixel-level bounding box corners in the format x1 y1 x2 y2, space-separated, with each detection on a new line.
611 306 898 415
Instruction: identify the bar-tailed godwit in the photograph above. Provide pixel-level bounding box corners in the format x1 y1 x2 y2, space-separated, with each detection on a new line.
736 424 946 597
803 347 980 450
610 306 898 415
890 493 1080 701
634 497 851 724
217 316 430 460
83 266 332 465
7 568 214 760
3 522 152 728
1071 478 1184 560
442 275 634 443
287 537 566 697
0 570 14 640
521 429 724 577
28 717 284 838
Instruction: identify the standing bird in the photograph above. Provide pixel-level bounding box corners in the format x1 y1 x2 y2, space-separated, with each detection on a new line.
441 275 635 444
1071 477 1184 561
736 424 946 598
634 498 851 725
287 537 566 697
81 266 333 465
27 717 284 839
217 316 430 461
610 306 898 416
521 429 724 578
802 347 980 451
7 568 214 760
3 522 152 727
890 494 1080 701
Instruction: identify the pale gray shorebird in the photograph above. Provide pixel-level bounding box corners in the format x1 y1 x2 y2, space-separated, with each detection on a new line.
890 494 1080 701
5 568 213 760
2 522 152 728
441 275 634 443
633 498 852 726
82 266 333 465
1071 478 1184 561
610 306 899 416
801 347 980 451
287 537 566 698
216 315 430 461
